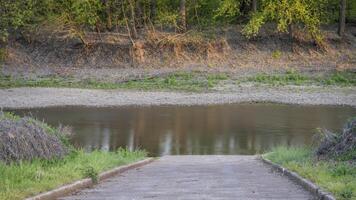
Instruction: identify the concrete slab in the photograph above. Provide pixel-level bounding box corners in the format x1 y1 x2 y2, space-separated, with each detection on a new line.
60 156 315 200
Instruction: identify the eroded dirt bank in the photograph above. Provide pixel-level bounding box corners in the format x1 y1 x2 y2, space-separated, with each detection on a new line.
1 86 355 109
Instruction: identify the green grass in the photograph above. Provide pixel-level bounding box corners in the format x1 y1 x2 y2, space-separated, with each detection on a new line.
264 146 356 200
0 149 147 200
247 71 356 86
0 72 229 91
0 71 355 91
117 72 226 91
0 113 147 200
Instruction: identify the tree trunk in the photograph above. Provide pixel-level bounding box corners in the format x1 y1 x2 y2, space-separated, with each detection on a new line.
252 0 257 12
102 0 112 30
150 0 157 23
178 0 187 33
338 0 346 36
129 0 138 39
135 0 144 29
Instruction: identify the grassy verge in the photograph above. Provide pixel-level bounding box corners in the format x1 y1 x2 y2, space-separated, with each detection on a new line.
246 70 356 87
0 72 228 91
0 149 146 200
0 71 354 91
0 112 147 200
264 146 355 200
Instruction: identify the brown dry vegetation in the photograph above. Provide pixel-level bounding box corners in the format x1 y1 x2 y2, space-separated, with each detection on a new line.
0 112 68 164
2 24 356 77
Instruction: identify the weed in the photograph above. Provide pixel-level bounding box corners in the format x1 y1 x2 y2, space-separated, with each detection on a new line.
248 71 355 86
265 147 356 200
331 163 354 177
339 186 353 200
80 166 98 183
323 72 356 86
272 50 282 59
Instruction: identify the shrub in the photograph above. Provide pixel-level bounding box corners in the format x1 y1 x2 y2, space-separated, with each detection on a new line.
315 119 356 161
0 112 69 163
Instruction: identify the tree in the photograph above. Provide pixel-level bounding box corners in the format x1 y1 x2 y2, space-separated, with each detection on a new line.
338 0 346 36
150 0 157 23
178 0 187 32
102 0 113 30
0 0 34 44
242 0 327 46
128 0 138 38
214 0 241 23
252 0 257 12
135 0 144 28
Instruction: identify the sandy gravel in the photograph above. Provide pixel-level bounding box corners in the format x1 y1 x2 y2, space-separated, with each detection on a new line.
0 86 355 109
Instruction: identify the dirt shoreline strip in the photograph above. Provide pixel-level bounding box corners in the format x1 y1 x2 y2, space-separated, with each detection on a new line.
0 86 355 109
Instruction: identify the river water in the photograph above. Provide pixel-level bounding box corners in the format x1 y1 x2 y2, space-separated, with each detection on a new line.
11 104 356 156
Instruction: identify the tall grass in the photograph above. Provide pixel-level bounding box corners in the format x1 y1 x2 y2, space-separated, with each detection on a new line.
264 146 355 200
0 149 146 200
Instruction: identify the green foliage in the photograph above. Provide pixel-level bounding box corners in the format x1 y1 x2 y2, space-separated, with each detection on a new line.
323 72 356 86
242 0 327 45
0 0 35 41
264 146 311 164
271 50 282 59
1 0 356 43
80 165 99 183
0 72 229 91
214 0 241 23
248 70 309 86
0 149 146 200
1 71 355 91
265 146 356 200
331 163 354 177
71 0 103 28
247 71 356 86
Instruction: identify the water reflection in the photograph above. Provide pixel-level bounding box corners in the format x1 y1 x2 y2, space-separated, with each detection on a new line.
11 104 356 156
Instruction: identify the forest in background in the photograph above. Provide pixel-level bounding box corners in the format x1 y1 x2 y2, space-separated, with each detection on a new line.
1 0 355 41
1 0 356 69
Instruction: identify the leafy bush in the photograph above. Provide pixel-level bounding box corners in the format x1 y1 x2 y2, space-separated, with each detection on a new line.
71 0 103 29
242 0 327 45
80 165 99 183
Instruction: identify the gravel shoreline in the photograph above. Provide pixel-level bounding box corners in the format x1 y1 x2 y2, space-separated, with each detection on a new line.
0 86 355 109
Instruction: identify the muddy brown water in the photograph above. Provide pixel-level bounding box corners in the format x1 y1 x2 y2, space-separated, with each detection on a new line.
10 104 356 156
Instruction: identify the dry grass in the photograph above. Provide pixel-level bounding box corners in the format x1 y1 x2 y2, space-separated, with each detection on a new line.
315 119 356 162
4 24 356 71
0 112 68 163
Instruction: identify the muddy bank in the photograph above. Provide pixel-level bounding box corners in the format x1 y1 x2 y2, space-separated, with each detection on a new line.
1 86 355 109
3 26 356 73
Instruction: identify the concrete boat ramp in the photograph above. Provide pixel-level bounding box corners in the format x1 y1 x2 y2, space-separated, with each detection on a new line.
61 156 315 200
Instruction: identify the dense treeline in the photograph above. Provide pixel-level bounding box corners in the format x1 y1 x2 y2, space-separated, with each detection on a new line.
0 0 355 46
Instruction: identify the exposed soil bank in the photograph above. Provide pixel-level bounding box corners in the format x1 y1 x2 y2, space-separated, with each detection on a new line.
1 86 355 109
3 26 356 72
